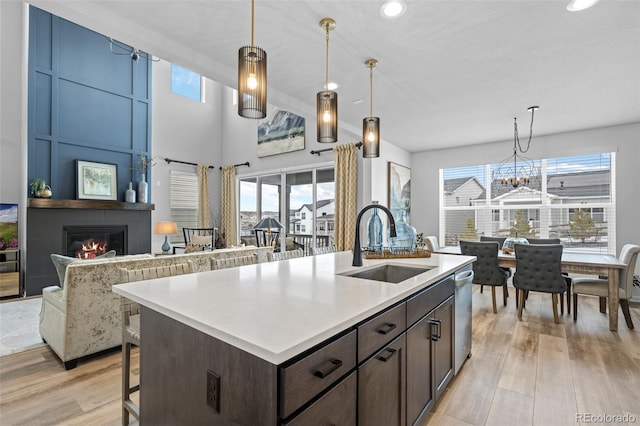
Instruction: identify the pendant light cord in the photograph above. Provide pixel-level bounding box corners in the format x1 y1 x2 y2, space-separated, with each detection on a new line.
369 65 374 117
250 0 255 47
514 108 536 153
325 24 330 89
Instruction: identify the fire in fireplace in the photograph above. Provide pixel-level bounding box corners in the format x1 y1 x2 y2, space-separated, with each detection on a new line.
63 225 127 258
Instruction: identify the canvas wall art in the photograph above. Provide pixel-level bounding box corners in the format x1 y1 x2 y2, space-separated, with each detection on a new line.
257 106 305 158
388 162 411 223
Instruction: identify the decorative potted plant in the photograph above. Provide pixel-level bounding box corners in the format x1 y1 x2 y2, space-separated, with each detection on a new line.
30 178 52 198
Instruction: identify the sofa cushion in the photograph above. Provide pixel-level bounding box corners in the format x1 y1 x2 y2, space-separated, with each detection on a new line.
50 250 117 287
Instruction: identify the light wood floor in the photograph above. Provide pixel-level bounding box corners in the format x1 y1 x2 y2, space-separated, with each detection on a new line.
1 287 638 426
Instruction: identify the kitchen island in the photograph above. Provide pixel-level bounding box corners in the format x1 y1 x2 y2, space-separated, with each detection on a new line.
113 251 474 425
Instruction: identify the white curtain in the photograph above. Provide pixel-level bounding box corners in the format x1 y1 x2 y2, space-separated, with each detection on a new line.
334 143 358 251
221 165 237 247
197 165 212 228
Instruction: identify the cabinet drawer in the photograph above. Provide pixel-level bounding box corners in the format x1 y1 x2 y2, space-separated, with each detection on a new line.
282 372 357 426
406 275 454 327
280 329 357 419
358 302 406 363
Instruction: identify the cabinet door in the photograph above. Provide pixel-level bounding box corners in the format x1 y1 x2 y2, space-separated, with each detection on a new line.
358 334 406 426
406 315 434 426
433 296 454 400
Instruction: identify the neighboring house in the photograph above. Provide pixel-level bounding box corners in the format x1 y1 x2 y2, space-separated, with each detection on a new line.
443 177 484 207
292 200 334 235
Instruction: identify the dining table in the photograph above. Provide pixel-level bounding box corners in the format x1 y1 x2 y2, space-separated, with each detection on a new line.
433 246 627 331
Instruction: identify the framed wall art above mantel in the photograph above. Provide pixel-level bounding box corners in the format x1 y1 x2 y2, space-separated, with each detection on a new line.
76 160 118 201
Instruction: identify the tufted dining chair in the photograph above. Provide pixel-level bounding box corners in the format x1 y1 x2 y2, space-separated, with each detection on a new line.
572 244 639 329
460 240 510 313
513 244 567 324
479 236 513 295
518 238 572 314
311 245 338 255
211 255 260 270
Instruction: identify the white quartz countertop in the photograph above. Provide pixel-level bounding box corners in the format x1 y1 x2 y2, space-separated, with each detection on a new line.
113 251 474 365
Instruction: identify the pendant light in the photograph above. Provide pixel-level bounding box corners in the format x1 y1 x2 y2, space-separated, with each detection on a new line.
362 58 380 158
238 0 267 119
317 18 338 143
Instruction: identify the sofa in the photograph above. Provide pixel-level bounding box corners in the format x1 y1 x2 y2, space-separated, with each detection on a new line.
39 246 271 369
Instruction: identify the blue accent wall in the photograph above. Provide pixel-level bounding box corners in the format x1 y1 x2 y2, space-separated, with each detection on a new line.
28 6 152 201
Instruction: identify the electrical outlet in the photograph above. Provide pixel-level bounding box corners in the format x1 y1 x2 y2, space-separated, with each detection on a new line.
206 370 220 412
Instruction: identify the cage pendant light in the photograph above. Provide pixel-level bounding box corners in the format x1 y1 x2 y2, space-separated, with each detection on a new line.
317 18 338 143
362 58 380 158
238 0 267 119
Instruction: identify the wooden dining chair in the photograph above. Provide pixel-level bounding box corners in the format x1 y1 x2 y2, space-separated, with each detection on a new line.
513 244 567 324
460 240 510 314
572 244 639 329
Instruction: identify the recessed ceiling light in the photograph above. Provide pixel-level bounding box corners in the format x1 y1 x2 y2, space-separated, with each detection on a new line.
380 1 407 18
567 0 601 11
325 82 338 90
352 99 364 105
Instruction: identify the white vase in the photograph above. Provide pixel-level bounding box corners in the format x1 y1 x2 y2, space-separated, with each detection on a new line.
125 182 136 203
137 175 148 203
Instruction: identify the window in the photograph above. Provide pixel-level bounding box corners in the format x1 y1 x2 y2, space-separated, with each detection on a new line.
238 166 335 251
170 171 198 243
171 64 202 102
440 153 616 253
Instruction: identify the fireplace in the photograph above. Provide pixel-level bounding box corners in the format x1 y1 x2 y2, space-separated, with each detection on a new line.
63 225 127 258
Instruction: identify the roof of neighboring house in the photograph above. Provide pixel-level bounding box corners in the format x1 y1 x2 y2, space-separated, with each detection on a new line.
443 177 483 194
297 199 333 212
546 170 610 198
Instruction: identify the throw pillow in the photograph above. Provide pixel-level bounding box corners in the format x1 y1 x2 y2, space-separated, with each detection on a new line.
184 243 207 254
190 235 212 246
50 250 116 287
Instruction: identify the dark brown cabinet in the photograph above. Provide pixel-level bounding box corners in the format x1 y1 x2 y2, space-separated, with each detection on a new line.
406 276 455 426
358 334 406 426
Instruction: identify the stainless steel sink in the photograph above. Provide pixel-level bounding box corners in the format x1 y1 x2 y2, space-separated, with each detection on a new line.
340 264 433 284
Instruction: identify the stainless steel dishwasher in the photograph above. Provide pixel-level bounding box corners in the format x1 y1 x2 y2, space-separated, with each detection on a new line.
454 264 474 374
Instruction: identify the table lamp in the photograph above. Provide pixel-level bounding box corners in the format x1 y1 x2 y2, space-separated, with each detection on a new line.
154 221 178 253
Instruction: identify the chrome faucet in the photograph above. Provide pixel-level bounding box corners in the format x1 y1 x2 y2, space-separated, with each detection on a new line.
353 203 397 266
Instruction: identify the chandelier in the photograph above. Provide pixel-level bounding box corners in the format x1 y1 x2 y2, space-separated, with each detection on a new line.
493 106 540 190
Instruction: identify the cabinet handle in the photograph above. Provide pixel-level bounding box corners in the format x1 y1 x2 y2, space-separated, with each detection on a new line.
313 358 343 379
378 348 398 362
377 322 397 335
437 319 442 340
429 319 440 341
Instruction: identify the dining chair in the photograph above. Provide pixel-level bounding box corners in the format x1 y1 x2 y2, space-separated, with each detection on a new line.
460 240 510 314
572 244 639 329
182 227 215 250
513 244 567 324
254 229 280 248
424 236 440 252
519 238 572 315
311 245 338 255
118 263 193 425
268 249 304 262
211 255 259 270
479 236 513 295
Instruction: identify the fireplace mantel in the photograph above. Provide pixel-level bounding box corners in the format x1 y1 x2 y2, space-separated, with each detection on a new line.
28 198 155 211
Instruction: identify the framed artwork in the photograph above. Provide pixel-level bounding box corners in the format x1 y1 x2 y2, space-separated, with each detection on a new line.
388 162 411 223
257 106 305 157
0 203 19 250
76 160 117 200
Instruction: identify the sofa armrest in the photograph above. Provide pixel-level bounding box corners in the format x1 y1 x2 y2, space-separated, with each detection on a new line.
42 285 65 313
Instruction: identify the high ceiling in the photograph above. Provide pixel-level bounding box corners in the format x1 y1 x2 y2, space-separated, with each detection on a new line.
29 0 640 153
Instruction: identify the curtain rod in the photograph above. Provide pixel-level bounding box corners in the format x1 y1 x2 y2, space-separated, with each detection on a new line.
310 141 362 156
164 158 250 169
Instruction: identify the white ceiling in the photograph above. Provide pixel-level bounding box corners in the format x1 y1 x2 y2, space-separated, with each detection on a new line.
29 0 640 153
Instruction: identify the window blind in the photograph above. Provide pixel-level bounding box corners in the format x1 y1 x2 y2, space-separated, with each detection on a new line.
170 170 198 243
440 152 616 254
